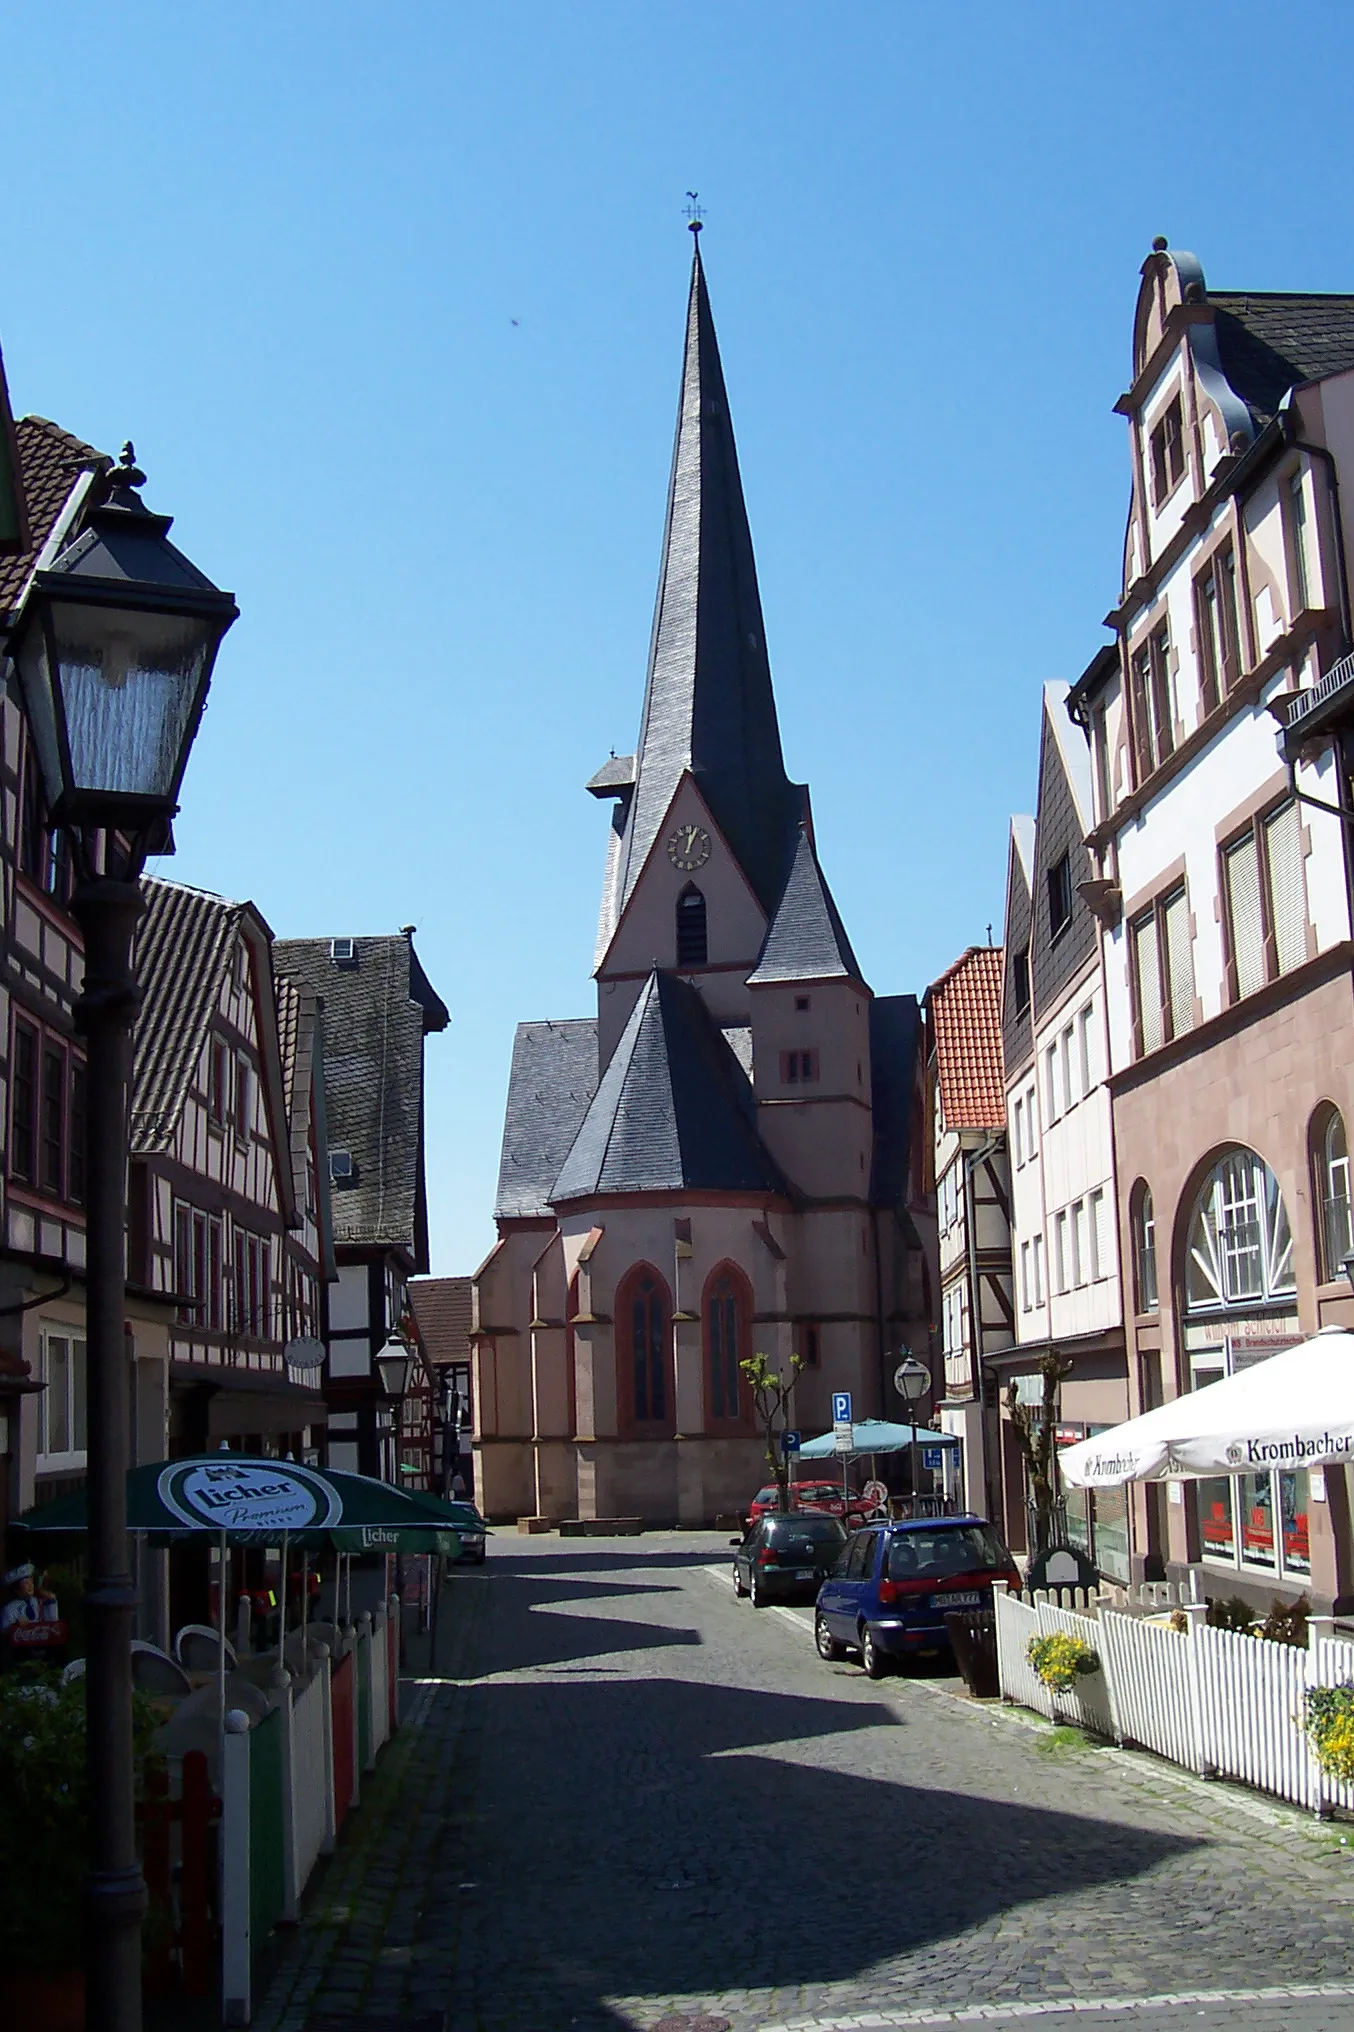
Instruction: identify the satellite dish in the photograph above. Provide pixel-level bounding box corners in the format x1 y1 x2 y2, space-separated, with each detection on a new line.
284 1337 326 1374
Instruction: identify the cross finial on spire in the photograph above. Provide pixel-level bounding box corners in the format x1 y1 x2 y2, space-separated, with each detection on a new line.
683 190 704 236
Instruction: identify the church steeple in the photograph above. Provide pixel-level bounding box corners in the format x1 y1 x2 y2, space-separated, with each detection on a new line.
597 236 803 950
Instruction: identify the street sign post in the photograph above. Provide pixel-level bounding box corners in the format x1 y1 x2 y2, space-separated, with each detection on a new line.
783 1430 801 1456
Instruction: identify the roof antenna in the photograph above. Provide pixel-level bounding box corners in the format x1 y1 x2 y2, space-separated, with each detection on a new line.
986 923 993 946
683 190 704 237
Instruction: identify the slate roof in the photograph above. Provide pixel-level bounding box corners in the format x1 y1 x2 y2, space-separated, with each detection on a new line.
1011 813 1036 889
1042 681 1093 837
132 878 248 1152
868 994 922 1208
274 934 448 1259
551 971 787 1203
928 946 1006 1132
407 1276 473 1366
494 1018 599 1219
747 827 866 987
1210 292 1354 427
599 241 803 949
0 415 107 614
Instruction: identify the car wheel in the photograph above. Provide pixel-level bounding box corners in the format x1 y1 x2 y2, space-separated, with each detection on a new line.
750 1571 765 1608
815 1613 845 1662
861 1624 890 1680
732 1564 748 1598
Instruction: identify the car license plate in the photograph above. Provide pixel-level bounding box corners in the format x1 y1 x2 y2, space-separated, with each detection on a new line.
933 1590 982 1608
794 1569 815 1579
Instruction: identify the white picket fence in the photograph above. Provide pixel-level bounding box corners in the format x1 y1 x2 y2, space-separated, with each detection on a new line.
993 1583 1354 1817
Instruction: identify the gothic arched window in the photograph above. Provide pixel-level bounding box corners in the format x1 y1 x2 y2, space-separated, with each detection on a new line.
1183 1148 1295 1313
676 885 707 967
618 1265 672 1433
704 1264 751 1424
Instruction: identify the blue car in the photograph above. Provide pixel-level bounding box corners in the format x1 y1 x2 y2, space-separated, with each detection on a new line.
814 1515 1019 1679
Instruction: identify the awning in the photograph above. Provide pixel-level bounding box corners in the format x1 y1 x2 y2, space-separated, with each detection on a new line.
798 1418 960 1460
170 1361 327 1436
1059 1326 1354 1488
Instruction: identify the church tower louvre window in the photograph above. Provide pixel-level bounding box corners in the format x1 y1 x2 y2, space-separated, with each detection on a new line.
676 885 707 966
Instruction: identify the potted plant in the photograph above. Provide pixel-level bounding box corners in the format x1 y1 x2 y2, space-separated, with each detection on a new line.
1027 1631 1101 1718
0 1667 157 2030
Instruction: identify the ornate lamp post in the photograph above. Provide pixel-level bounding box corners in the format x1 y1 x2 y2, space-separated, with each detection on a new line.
6 446 236 2032
376 1331 414 1480
893 1355 932 1517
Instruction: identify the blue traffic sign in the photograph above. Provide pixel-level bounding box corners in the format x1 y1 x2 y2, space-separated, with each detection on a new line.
921 1446 944 1471
831 1391 853 1423
783 1429 801 1456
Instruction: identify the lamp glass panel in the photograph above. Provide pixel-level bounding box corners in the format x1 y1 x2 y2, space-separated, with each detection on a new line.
48 600 212 799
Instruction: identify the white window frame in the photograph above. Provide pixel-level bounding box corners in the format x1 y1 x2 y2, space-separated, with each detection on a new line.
36 1324 88 1470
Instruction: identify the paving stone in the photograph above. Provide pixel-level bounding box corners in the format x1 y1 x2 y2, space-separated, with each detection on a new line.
245 1535 1354 2032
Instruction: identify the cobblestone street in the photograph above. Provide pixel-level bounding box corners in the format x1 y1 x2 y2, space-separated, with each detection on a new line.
253 1536 1354 2032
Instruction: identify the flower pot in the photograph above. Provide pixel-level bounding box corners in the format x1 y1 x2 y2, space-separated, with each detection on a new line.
0 1966 86 2032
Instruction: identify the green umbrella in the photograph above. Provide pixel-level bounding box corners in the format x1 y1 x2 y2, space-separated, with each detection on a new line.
13 1452 484 1555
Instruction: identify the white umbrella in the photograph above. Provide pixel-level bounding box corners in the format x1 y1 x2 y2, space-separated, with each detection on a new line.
1058 1325 1354 1488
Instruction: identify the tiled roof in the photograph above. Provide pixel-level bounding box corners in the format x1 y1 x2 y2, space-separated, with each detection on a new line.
495 1018 599 1219
0 416 107 614
132 878 246 1152
1210 293 1354 426
599 242 802 952
407 1276 473 1366
276 974 325 1235
275 934 447 1260
928 946 1006 1132
747 827 866 988
551 970 788 1203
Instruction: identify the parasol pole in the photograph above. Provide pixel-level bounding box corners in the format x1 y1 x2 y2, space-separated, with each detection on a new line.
278 1532 289 1671
217 1526 227 1742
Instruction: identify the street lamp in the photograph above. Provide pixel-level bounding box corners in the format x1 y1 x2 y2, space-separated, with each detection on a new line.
6 445 236 2032
893 1356 932 1518
376 1332 414 1482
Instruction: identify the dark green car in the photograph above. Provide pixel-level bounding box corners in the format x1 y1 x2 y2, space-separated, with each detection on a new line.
731 1513 847 1607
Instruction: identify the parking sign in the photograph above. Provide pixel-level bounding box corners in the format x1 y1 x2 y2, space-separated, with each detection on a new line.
831 1391 852 1424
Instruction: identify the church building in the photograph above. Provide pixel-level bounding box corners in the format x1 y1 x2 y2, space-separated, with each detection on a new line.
472 235 933 1526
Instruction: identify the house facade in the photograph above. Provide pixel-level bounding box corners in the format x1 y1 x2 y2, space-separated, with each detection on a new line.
275 932 448 1483
1068 241 1354 1613
1000 685 1130 1575
408 1274 474 1499
473 235 933 1527
925 946 1012 1522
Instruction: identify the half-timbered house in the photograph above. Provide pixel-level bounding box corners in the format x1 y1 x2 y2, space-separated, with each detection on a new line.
274 932 448 1481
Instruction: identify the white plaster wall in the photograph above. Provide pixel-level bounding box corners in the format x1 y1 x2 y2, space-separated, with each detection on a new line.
1007 1068 1048 1346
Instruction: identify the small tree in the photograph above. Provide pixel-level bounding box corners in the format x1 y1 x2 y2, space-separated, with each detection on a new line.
1004 1347 1072 1554
739 1351 804 1512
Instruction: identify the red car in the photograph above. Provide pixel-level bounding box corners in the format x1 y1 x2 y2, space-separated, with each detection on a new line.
746 1480 880 1528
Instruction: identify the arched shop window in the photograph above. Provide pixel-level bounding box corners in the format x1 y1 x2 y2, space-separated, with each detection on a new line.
1184 1148 1295 1312
1181 1148 1306 1587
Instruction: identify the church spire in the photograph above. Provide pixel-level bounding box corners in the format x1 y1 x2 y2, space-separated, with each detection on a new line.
605 235 802 936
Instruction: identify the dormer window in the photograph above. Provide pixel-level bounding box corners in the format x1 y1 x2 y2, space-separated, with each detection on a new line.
1150 395 1186 505
676 885 707 967
330 937 357 967
330 1148 354 1183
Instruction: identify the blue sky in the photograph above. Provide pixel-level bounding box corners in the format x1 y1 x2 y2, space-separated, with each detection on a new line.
3 4 1352 1273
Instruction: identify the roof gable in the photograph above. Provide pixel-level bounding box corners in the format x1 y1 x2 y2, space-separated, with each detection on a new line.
133 878 247 1151
747 827 866 988
551 970 787 1202
1001 818 1035 1072
927 947 1005 1133
1029 692 1098 1019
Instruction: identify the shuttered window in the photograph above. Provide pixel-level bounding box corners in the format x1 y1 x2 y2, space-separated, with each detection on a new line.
1225 832 1265 998
1091 1187 1112 1282
1265 800 1306 976
1133 909 1163 1054
1162 886 1194 1038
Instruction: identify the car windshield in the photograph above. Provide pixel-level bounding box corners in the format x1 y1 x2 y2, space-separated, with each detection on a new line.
766 1517 846 1545
886 1524 1011 1580
798 1486 843 1501
753 1488 778 1505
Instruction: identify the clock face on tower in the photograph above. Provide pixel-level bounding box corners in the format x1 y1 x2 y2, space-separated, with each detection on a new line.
666 823 711 873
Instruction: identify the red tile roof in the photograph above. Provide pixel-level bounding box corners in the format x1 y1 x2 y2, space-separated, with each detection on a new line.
928 946 1006 1132
0 416 107 613
407 1277 473 1367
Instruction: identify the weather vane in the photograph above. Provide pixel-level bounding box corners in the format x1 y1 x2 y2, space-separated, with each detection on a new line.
683 190 705 235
